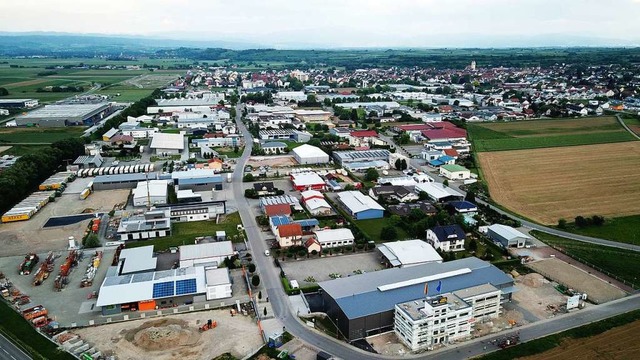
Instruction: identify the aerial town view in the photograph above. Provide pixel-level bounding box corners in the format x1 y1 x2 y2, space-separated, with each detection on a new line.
0 1 640 360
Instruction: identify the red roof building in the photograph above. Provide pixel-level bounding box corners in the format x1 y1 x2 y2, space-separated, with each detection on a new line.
264 204 292 217
349 130 378 138
444 149 460 158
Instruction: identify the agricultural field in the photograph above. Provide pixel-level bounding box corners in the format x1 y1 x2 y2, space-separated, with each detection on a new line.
621 116 640 136
559 215 640 245
530 230 640 288
468 117 635 152
477 141 640 225
0 126 85 144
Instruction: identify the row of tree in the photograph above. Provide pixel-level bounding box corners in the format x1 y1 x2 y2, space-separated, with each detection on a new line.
92 89 162 140
0 138 86 214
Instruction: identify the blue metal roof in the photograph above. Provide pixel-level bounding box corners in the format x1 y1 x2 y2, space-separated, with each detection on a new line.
431 224 466 241
438 155 455 162
319 257 514 319
294 218 320 227
178 176 223 185
428 159 444 166
270 216 291 227
448 201 478 210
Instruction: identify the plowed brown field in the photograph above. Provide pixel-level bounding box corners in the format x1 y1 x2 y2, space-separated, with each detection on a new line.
478 141 640 224
521 319 640 360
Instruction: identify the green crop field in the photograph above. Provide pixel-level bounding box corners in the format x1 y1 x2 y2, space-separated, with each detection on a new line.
468 117 636 152
531 230 640 288
0 127 85 144
95 88 155 102
557 215 640 245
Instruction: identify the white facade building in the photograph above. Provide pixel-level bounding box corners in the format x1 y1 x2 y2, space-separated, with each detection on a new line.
132 180 168 207
179 241 235 268
293 144 330 164
313 228 355 248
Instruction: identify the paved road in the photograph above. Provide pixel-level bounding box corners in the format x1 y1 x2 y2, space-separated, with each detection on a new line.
616 113 640 141
232 108 640 359
0 334 31 360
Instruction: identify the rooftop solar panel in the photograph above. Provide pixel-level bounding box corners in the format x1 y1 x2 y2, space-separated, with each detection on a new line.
176 279 197 295
152 281 175 298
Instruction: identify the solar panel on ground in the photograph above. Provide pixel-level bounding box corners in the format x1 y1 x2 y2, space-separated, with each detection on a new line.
152 281 175 298
175 279 197 295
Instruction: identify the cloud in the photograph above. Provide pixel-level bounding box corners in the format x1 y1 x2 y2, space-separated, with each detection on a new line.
0 0 638 47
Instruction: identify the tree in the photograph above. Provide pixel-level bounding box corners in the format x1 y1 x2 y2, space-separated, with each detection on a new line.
380 226 397 241
468 238 478 252
0 87 8 96
258 291 262 300
243 173 254 182
234 145 239 154
443 179 449 187
575 216 588 228
397 132 410 145
394 159 402 171
591 215 605 226
418 191 429 201
364 168 379 182
464 191 476 204
83 234 100 248
252 275 261 287
350 109 359 121
400 159 408 170
264 307 268 316
558 218 567 229
248 263 256 273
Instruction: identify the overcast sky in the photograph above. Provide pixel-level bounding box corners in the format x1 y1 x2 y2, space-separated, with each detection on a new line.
1 0 640 47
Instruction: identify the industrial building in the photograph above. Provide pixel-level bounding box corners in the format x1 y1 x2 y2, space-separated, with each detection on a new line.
93 173 152 191
290 172 326 191
179 241 235 268
439 164 471 180
154 201 226 222
336 191 384 220
259 195 303 212
292 144 330 165
116 212 171 241
132 180 168 207
0 99 39 108
96 245 232 315
301 190 332 216
377 240 442 268
317 257 514 341
414 182 464 203
72 154 104 169
312 228 355 249
487 224 531 248
171 170 223 191
15 103 112 127
333 150 391 166
150 133 185 155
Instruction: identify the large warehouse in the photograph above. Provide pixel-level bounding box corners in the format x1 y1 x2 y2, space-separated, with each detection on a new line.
150 133 185 155
0 99 39 108
93 173 154 191
377 240 442 268
317 257 514 341
15 103 112 127
179 241 235 268
172 169 223 191
292 144 330 165
97 245 232 315
336 191 384 220
487 224 531 248
333 150 390 166
132 180 168 207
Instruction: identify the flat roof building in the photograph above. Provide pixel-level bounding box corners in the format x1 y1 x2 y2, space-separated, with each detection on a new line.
377 240 442 268
93 173 154 191
179 241 235 268
150 133 185 155
132 180 168 207
318 257 514 341
415 182 464 202
487 224 531 248
333 150 390 165
15 103 111 127
292 144 330 165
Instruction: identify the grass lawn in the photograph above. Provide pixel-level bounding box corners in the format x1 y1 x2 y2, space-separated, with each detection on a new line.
557 215 640 245
126 212 244 251
355 217 409 242
0 301 76 360
94 88 154 102
468 117 636 152
281 140 303 151
530 230 640 289
214 146 243 158
0 127 85 144
0 144 51 156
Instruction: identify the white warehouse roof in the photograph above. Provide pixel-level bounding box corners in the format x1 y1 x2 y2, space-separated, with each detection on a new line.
179 241 235 262
150 132 185 150
132 180 168 200
378 240 443 267
487 224 531 241
314 228 355 244
119 246 158 274
293 144 329 159
337 191 384 213
415 182 463 200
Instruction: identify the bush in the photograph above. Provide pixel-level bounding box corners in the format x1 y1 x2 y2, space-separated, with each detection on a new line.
243 173 255 182
83 234 101 248
244 188 258 198
251 275 260 287
558 218 567 229
380 226 397 241
248 263 256 273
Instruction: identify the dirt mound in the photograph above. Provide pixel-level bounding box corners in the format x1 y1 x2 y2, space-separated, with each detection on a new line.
126 319 200 351
521 273 545 288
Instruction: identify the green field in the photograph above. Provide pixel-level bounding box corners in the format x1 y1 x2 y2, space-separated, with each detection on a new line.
94 88 155 102
125 212 244 251
0 127 85 144
468 117 636 152
215 146 244 158
531 230 640 288
355 217 410 242
556 215 640 245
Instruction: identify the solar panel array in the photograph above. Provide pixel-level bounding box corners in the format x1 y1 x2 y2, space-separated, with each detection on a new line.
175 279 197 296
152 281 175 298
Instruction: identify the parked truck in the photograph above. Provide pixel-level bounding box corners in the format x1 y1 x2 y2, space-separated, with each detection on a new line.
22 305 48 320
19 253 39 275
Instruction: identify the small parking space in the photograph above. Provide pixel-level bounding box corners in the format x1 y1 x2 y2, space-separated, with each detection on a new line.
280 252 384 287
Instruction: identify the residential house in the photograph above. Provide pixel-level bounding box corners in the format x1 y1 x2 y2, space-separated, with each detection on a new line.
426 225 466 252
277 223 303 248
369 186 419 203
253 182 278 197
387 201 437 217
264 203 292 217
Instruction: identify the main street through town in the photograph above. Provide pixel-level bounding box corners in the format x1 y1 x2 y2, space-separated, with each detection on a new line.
231 104 640 359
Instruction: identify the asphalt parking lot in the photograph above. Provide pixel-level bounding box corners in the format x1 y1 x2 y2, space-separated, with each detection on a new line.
280 252 384 287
